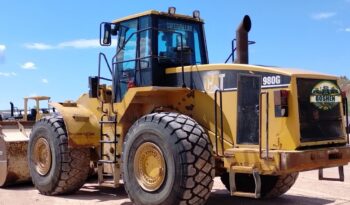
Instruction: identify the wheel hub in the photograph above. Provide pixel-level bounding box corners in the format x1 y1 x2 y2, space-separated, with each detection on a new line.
134 142 166 192
33 137 52 176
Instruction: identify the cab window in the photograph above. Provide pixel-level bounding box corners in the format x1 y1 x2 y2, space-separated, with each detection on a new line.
157 18 205 67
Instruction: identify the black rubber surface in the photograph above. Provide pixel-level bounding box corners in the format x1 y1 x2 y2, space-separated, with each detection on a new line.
28 116 90 195
122 112 215 205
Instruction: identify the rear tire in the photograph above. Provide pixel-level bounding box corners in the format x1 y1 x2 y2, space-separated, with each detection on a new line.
220 172 299 198
28 116 90 195
123 112 215 205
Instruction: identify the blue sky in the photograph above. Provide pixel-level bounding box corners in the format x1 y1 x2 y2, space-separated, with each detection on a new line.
0 0 350 109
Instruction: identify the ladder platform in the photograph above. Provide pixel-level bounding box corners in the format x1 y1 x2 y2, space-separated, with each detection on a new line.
319 166 344 182
100 173 114 177
98 179 120 188
99 120 117 124
100 140 118 143
98 160 117 164
230 166 261 198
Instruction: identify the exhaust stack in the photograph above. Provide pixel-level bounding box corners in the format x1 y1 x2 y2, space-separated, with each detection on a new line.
235 15 251 64
10 102 14 117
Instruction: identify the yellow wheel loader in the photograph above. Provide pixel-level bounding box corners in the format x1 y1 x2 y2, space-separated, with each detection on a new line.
0 96 51 187
20 8 350 205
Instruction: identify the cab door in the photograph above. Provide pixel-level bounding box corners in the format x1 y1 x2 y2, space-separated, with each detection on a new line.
236 74 261 144
115 19 138 101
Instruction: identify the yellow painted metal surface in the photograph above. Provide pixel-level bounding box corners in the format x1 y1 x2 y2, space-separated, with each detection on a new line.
52 62 348 177
134 142 166 192
165 64 338 79
223 146 350 175
50 94 101 147
112 10 203 24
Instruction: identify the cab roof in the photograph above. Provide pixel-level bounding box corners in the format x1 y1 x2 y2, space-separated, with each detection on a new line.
24 96 50 101
166 64 338 79
112 10 204 24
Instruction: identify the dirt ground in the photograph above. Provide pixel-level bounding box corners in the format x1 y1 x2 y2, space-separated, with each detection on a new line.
1 166 350 205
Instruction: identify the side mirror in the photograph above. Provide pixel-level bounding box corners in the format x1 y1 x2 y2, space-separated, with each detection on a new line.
100 23 113 46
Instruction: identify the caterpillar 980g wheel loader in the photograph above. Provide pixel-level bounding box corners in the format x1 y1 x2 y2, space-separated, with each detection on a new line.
25 8 350 205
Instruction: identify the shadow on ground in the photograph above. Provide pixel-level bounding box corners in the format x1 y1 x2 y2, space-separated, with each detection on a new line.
3 181 336 205
207 189 335 205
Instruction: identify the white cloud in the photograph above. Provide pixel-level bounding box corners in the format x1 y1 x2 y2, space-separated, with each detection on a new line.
311 12 337 20
21 62 36 70
0 45 5 52
41 78 48 83
24 38 117 50
57 39 100 49
0 72 17 77
25 39 101 50
0 44 6 63
345 28 350 32
24 43 54 50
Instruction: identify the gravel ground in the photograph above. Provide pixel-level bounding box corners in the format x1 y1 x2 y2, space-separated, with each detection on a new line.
1 166 350 205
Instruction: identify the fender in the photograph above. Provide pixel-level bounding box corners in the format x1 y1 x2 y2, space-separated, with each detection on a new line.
50 94 101 148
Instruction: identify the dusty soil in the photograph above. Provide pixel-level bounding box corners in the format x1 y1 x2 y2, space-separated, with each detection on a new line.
1 166 350 205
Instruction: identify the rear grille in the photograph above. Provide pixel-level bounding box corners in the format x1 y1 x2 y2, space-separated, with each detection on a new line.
297 78 343 142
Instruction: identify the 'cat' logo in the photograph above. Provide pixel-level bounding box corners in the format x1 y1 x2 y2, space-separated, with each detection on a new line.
203 71 225 93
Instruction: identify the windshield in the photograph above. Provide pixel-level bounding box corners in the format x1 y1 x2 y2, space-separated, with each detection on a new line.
158 18 206 67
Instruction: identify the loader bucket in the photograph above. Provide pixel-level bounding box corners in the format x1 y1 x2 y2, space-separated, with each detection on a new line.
0 123 31 187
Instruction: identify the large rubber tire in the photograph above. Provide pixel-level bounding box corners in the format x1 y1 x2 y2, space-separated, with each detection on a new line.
28 116 91 195
123 112 215 205
221 172 299 198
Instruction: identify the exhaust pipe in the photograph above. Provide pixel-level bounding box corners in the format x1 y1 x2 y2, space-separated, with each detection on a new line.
10 102 14 117
235 15 251 64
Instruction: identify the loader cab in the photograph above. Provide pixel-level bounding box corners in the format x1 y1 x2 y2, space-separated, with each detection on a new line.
99 9 208 101
23 96 51 121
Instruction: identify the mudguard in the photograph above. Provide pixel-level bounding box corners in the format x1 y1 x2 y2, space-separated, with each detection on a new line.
50 94 101 148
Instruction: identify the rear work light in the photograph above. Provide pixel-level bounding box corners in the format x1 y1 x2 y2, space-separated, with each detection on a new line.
274 90 289 117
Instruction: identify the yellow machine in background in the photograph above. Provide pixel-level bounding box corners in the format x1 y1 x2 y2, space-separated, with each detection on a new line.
22 8 350 205
0 96 51 187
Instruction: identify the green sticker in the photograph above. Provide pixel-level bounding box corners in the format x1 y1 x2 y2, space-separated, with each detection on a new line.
310 81 341 110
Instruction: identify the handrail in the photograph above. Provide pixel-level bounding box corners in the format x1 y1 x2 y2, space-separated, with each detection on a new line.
225 40 236 63
225 39 255 64
214 89 224 157
259 91 270 159
214 89 235 157
98 52 113 76
343 96 349 143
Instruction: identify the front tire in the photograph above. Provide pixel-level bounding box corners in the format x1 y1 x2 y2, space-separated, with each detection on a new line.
123 112 215 205
28 116 90 195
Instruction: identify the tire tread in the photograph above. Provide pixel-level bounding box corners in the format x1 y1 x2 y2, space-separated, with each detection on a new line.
31 116 90 195
123 112 215 205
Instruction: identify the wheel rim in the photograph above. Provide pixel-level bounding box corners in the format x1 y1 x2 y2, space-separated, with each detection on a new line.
33 137 52 176
134 142 166 192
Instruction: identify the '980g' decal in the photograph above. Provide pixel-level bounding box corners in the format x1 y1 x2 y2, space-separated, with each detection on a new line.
262 75 281 85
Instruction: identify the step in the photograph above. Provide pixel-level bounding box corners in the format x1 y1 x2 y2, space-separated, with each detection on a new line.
230 166 261 198
98 160 117 164
99 120 116 124
319 166 344 182
97 162 121 188
100 140 118 143
100 134 120 138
